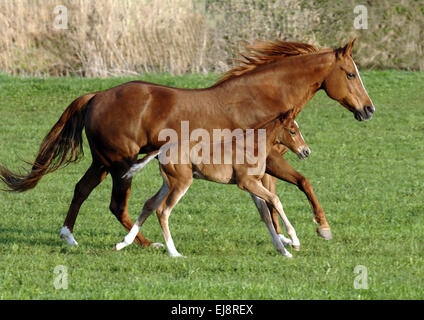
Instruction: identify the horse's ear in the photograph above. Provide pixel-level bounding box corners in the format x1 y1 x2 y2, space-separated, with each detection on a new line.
336 38 356 59
345 38 356 56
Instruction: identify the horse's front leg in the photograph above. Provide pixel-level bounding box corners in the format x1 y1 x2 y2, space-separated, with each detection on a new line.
266 149 332 240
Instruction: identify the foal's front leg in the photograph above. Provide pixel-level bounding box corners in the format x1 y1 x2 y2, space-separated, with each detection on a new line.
266 149 332 240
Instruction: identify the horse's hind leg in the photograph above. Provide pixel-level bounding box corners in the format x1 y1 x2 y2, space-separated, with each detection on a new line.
109 168 154 247
60 162 108 245
115 178 168 251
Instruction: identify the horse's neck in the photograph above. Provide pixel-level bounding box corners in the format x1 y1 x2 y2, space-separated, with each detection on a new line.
215 51 335 123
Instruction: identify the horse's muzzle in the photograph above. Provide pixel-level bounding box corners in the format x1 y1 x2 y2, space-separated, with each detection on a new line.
364 105 375 119
355 105 375 121
298 147 311 160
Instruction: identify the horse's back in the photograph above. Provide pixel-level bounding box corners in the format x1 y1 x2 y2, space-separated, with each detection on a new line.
83 81 217 166
84 81 167 164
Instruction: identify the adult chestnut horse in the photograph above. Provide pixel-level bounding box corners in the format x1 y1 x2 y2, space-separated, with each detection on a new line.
0 39 374 247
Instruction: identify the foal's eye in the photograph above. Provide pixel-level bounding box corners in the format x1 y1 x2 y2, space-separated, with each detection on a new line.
290 130 296 135
347 72 356 79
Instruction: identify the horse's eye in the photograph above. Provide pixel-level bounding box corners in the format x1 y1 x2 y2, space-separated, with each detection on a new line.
347 72 356 79
290 130 296 135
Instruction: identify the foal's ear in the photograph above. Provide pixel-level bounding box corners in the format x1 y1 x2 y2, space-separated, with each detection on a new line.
336 38 356 58
280 110 294 123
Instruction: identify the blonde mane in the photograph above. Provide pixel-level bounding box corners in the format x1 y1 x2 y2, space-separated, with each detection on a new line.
216 40 320 85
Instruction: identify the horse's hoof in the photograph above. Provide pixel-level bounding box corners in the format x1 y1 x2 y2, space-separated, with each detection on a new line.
64 238 78 246
59 227 78 246
317 227 332 240
150 242 164 248
292 244 300 251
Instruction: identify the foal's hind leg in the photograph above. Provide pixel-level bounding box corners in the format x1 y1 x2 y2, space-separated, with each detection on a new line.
250 194 292 248
109 169 154 247
115 179 168 251
156 178 192 258
250 194 292 258
261 174 290 245
60 162 108 245
240 179 300 253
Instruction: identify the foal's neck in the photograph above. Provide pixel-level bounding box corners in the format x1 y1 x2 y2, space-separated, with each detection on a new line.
244 115 286 156
263 119 285 153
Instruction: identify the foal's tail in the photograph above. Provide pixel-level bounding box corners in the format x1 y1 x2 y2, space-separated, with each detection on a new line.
122 149 162 180
0 92 98 192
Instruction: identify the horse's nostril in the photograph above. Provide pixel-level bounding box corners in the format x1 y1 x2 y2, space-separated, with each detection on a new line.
304 148 310 157
365 105 375 114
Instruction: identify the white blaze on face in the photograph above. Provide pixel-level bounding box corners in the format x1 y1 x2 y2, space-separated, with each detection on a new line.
293 120 306 153
294 120 303 140
353 60 374 106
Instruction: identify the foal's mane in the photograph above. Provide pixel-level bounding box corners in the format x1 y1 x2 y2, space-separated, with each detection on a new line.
216 40 320 85
251 112 287 130
211 112 290 146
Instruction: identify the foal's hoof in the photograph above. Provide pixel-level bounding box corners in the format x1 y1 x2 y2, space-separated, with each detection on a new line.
278 234 292 247
150 242 164 248
114 242 127 251
282 251 293 258
317 227 333 240
291 244 300 251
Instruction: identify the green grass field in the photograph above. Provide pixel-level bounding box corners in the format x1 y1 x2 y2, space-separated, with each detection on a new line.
0 71 423 300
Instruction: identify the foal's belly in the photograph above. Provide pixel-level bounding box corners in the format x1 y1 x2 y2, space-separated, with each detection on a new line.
192 164 235 184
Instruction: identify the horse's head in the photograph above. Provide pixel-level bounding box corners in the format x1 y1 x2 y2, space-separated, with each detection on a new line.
323 39 375 121
276 112 310 160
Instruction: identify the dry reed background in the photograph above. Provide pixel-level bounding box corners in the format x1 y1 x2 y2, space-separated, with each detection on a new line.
0 0 423 77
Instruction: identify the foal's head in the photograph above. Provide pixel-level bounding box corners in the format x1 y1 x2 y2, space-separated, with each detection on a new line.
323 39 375 121
275 112 310 160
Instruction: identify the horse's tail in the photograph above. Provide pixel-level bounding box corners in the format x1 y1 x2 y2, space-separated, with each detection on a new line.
0 92 98 192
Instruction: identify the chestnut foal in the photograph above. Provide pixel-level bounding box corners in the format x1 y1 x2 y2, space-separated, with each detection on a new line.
115 112 310 258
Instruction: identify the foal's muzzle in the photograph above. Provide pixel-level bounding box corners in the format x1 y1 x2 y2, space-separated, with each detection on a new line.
297 147 311 160
354 105 375 121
